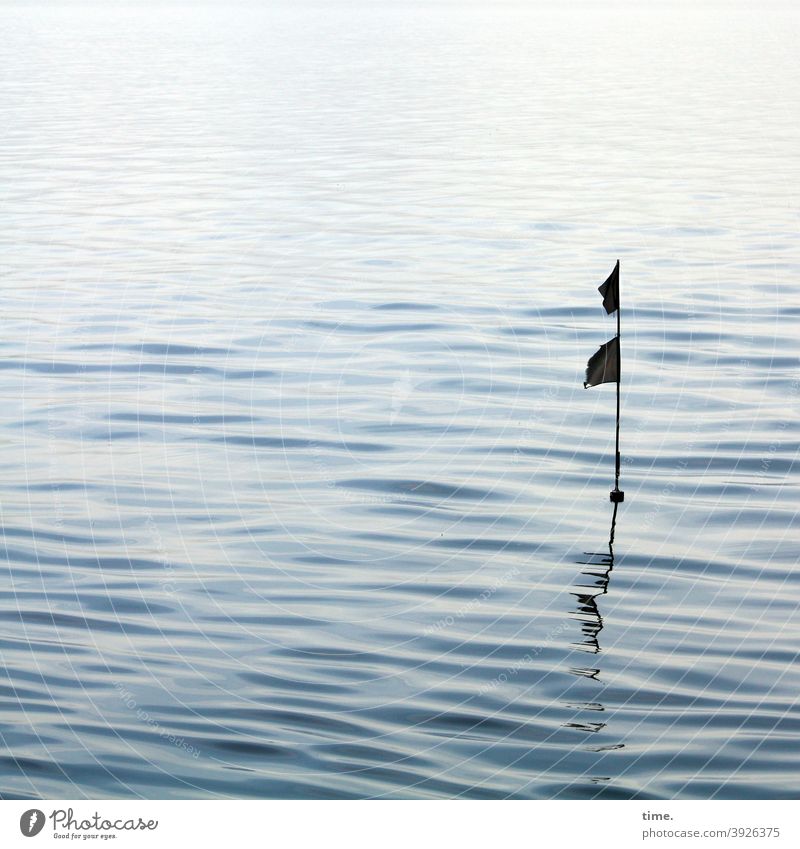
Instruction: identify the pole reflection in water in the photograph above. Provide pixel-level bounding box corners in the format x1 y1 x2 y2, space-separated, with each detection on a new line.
564 502 624 756
571 500 618 655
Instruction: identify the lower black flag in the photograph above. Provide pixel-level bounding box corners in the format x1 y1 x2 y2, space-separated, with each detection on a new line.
584 336 619 388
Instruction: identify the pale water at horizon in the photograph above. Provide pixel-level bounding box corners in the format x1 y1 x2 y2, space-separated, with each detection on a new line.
1 1 799 799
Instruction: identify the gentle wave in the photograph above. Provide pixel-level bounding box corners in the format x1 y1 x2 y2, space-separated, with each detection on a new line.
1 0 799 801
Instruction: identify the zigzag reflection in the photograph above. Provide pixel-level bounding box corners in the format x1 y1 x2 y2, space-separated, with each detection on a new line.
564 502 624 756
570 501 618 654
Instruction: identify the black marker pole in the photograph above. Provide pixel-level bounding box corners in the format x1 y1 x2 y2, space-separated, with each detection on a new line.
611 262 624 503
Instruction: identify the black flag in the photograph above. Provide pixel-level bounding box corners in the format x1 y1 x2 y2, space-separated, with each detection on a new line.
584 336 619 388
598 260 619 314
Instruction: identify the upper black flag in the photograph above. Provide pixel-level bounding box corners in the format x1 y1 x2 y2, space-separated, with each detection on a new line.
584 336 619 388
598 260 619 314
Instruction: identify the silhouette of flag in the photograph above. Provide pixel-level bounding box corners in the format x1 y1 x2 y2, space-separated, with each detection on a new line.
598 260 619 314
584 336 619 388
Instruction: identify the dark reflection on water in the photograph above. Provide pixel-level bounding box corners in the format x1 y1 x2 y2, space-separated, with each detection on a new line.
570 502 619 657
565 503 625 782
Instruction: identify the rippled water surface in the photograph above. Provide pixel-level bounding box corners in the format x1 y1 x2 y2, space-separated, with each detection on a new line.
2 1 799 799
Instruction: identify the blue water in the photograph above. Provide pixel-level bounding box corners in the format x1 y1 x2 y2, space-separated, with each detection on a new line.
1 1 799 799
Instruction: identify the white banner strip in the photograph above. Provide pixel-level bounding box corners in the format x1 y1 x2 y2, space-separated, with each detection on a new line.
1 800 796 849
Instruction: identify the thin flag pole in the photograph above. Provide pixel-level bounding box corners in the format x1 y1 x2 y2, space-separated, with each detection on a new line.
584 258 625 502
610 261 624 502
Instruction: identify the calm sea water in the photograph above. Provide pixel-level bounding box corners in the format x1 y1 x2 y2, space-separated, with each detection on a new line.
1 1 799 800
